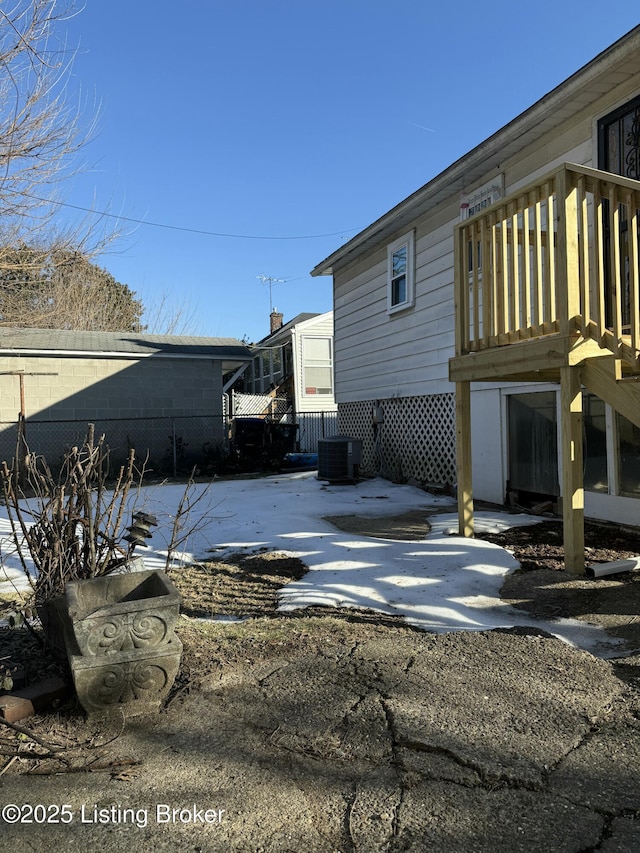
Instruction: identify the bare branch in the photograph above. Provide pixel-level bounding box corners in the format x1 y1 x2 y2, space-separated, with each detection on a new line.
164 469 218 571
0 2 124 277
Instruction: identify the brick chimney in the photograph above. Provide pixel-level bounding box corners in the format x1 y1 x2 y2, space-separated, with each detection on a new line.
270 309 284 334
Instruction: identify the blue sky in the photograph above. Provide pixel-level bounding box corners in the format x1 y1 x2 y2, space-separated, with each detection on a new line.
57 2 639 342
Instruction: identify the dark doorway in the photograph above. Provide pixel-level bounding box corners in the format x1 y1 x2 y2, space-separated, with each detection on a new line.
598 95 640 330
507 391 559 500
598 95 640 180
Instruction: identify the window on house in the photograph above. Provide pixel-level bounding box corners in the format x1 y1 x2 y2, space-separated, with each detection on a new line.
387 232 415 313
283 342 293 377
302 336 333 396
261 350 270 379
507 391 559 497
617 412 640 498
272 345 282 380
583 393 608 493
251 356 260 392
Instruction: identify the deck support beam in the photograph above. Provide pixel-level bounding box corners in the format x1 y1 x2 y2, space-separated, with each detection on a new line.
455 381 474 538
560 365 585 574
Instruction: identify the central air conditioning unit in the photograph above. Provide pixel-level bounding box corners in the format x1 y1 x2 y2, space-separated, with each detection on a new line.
317 436 362 483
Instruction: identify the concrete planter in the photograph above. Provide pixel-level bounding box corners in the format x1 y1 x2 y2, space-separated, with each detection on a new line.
67 643 182 718
59 569 183 719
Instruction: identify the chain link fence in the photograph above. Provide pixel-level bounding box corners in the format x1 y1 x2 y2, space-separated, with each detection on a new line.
0 409 340 479
294 411 338 452
0 415 223 478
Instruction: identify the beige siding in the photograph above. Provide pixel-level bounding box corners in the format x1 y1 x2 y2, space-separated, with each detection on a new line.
0 354 222 422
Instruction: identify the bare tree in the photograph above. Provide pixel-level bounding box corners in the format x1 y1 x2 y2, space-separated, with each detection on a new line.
0 2 119 280
0 3 197 336
140 290 201 336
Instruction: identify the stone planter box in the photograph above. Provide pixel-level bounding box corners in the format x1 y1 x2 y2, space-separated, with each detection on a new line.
56 569 183 719
64 570 181 657
67 643 182 718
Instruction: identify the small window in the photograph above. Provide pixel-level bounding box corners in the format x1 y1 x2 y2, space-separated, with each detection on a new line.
583 393 608 493
617 412 640 498
387 231 415 314
272 345 282 379
261 350 271 378
251 356 261 392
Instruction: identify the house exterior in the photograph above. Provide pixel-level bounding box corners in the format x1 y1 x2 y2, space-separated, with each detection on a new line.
0 327 251 473
238 310 337 417
312 26 640 571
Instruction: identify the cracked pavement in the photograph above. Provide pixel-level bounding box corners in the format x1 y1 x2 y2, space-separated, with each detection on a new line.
4 622 640 852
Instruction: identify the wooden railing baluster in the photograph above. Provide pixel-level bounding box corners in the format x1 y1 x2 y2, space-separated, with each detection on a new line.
628 195 640 364
453 163 640 368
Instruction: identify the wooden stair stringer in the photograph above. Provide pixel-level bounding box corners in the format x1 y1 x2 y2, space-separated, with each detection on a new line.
581 357 640 430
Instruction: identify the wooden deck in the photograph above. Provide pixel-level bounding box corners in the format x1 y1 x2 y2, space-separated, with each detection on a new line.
449 163 640 573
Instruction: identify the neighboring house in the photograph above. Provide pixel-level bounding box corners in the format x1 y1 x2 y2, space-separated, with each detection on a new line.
312 26 640 572
0 327 251 473
237 310 337 418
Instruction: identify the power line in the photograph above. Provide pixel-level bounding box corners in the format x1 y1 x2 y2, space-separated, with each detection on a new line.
22 193 361 242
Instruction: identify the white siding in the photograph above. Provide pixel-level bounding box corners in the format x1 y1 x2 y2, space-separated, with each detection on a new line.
334 215 457 401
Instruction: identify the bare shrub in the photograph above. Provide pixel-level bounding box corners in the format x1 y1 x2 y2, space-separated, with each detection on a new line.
0 424 143 607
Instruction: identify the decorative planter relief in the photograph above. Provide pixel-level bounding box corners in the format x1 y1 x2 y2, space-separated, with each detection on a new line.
62 569 182 719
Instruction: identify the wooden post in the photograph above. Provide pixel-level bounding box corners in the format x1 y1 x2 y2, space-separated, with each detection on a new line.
453 222 474 538
455 381 474 538
555 166 580 334
560 365 584 574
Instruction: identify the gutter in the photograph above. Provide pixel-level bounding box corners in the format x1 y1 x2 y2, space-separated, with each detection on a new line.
0 348 252 361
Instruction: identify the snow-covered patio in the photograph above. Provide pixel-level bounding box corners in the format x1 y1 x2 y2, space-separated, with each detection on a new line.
0 472 623 657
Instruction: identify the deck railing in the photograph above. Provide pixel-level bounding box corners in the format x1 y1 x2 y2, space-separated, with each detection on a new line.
454 163 640 369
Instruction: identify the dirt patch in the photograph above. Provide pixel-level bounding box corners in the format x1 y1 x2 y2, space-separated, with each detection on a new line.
323 509 431 540
480 519 640 654
481 518 640 572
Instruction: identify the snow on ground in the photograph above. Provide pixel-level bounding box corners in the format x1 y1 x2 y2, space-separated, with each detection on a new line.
0 472 624 657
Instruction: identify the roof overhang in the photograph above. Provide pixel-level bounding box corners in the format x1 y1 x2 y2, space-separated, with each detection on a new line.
312 25 640 277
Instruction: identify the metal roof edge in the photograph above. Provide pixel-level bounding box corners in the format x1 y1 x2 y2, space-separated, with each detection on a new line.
0 347 253 361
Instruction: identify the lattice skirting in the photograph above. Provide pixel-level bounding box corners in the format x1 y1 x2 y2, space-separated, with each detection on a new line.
338 394 456 486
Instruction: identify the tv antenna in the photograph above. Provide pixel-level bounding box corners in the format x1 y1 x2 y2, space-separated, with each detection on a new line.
257 274 286 313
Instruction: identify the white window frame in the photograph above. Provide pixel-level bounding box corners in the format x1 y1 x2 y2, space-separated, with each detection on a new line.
387 231 415 315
